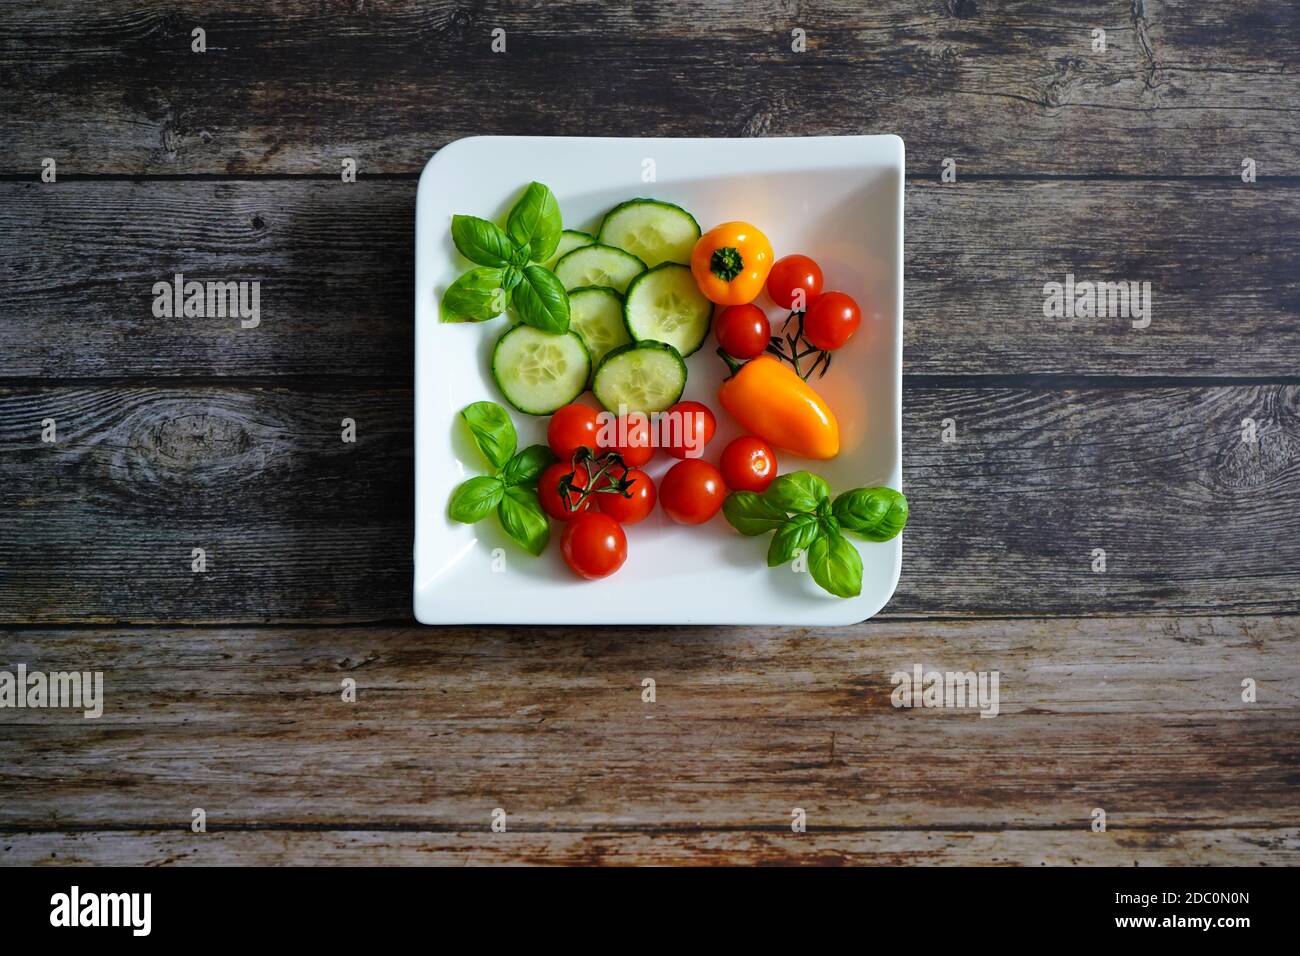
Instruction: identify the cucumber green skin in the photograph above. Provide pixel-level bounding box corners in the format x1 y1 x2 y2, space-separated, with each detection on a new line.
553 243 646 293
568 285 628 386
490 324 591 416
597 198 702 263
541 230 597 271
622 262 714 358
568 284 623 306
591 340 688 415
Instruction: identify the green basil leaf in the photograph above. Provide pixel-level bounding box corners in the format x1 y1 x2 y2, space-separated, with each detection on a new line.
807 529 863 598
723 491 790 536
501 444 556 487
512 264 570 333
762 471 831 514
448 475 505 524
460 401 517 470
767 513 822 567
497 485 550 556
833 487 909 542
503 264 524 290
506 181 563 263
450 215 517 268
441 266 509 322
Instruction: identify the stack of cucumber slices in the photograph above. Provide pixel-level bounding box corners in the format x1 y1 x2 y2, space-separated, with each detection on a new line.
492 199 713 417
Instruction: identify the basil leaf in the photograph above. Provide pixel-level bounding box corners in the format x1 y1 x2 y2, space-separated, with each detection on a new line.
807 529 863 598
441 266 509 322
451 215 517 267
506 181 563 263
448 475 505 523
501 444 556 487
460 401 517 470
723 491 789 536
767 513 822 567
509 242 532 268
503 264 524 290
497 485 550 556
833 487 909 542
512 264 570 333
762 471 831 514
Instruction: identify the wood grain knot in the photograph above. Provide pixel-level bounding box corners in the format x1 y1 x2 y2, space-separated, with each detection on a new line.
137 409 254 474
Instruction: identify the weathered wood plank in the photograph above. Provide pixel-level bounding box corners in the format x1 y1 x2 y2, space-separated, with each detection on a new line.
0 385 413 623
0 618 1296 835
1 1 1296 176
1 385 1297 622
3 179 1297 379
5 828 1296 867
0 181 413 379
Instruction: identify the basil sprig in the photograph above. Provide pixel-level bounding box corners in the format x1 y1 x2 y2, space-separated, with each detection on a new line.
441 181 570 333
722 471 908 599
448 401 557 556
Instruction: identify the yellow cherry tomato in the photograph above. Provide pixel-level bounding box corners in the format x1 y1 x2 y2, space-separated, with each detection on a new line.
691 221 774 305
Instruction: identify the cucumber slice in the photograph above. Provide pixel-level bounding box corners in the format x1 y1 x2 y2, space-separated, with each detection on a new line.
568 286 632 379
592 341 687 415
491 324 591 416
598 199 701 268
554 243 645 295
541 229 596 272
623 263 713 357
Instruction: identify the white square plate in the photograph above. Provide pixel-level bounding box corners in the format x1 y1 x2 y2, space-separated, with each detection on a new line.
414 135 904 625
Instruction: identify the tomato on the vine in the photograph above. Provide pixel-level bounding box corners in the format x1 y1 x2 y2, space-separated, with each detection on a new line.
663 400 716 460
804 291 861 351
561 511 628 579
538 461 590 521
597 468 656 524
715 304 771 360
547 403 600 459
659 459 726 525
766 254 824 312
719 435 777 493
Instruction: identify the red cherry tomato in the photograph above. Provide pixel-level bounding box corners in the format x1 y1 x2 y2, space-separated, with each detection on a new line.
659 459 726 525
598 413 653 467
804 291 861 351
719 436 778 493
547 403 600 459
663 400 716 460
597 467 656 524
715 304 771 360
561 511 628 579
766 254 824 312
538 461 590 521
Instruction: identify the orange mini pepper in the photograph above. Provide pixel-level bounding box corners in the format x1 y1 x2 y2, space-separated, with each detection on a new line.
691 221 774 305
717 352 840 460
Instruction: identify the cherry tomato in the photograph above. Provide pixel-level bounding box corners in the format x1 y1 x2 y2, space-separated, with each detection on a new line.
715 304 771 360
659 459 726 525
803 291 861 351
538 461 590 521
598 413 653 467
719 436 777 493
766 254 824 312
561 511 628 579
663 400 716 460
547 403 600 459
596 468 656 524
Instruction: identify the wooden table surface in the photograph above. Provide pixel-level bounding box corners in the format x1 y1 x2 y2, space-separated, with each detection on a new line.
2 1 1297 866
